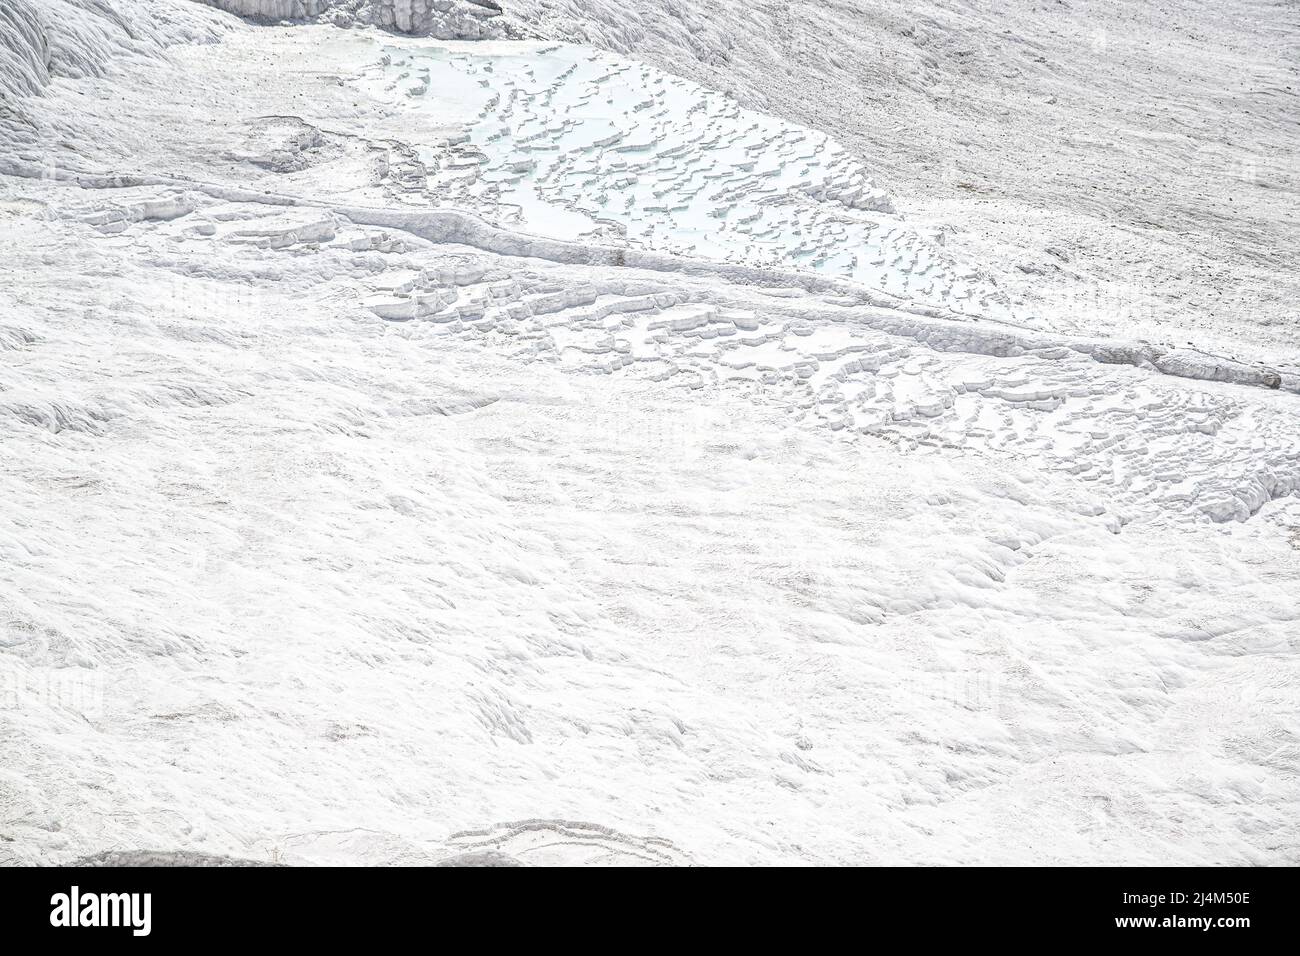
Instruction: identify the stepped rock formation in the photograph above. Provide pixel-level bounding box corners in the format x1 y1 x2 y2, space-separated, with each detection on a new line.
196 0 507 36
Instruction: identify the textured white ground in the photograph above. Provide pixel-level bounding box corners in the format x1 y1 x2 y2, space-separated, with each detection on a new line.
1 1 1298 866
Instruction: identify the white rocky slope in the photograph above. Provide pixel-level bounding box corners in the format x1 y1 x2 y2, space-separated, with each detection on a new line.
0 1 1297 866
